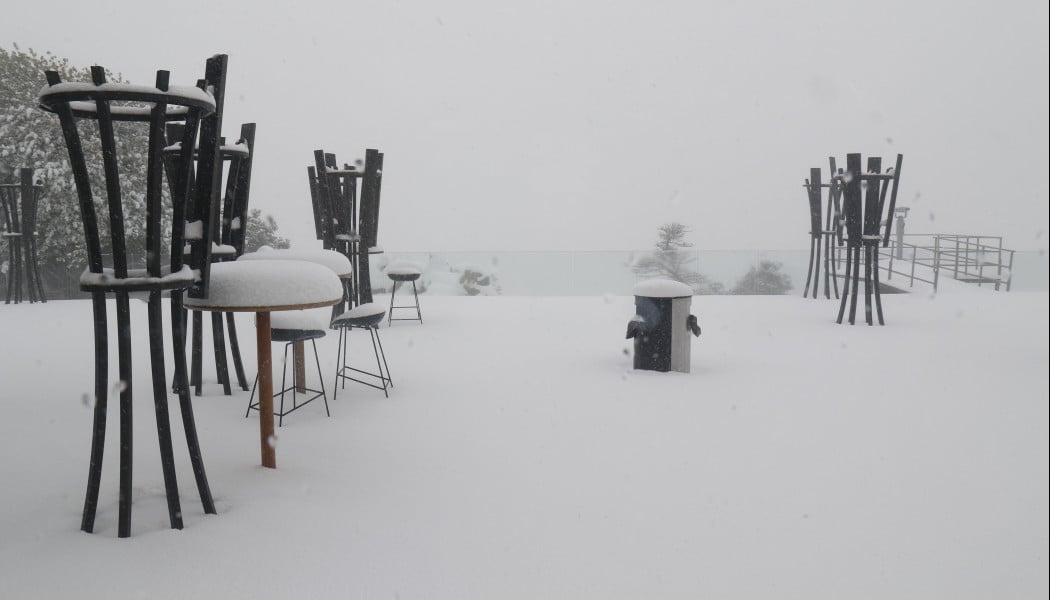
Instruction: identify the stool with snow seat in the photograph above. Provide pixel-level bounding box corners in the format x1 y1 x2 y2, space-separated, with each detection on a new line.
247 310 330 426
331 302 392 398
386 261 423 325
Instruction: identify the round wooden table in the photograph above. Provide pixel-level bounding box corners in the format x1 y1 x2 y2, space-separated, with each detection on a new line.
185 259 343 468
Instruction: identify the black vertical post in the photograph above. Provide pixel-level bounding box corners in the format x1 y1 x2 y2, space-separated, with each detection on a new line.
881 154 904 247
862 157 881 326
837 153 863 324
81 292 109 533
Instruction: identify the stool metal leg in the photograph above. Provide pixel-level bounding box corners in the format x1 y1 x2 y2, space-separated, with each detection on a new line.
278 343 290 427
373 326 392 388
368 327 389 398
387 280 398 326
332 326 345 400
313 339 330 417
412 281 422 324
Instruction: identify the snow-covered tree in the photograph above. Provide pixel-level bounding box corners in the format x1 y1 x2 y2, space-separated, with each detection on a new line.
632 222 723 294
1 45 159 270
731 260 793 295
242 209 290 252
1 45 287 274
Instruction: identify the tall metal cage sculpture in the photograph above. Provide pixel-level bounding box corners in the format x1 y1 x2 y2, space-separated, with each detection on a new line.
38 55 228 537
1 169 47 304
833 152 903 325
801 158 845 300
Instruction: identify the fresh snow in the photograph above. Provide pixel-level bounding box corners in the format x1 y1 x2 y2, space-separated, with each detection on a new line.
334 301 387 320
38 81 216 108
386 260 423 276
239 246 353 277
0 292 1046 599
79 264 194 287
270 309 329 331
633 278 694 298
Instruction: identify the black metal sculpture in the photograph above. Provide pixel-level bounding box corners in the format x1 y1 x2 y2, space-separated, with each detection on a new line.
165 123 257 396
833 152 903 325
0 169 47 304
38 55 228 536
801 159 844 300
310 150 361 313
309 148 384 308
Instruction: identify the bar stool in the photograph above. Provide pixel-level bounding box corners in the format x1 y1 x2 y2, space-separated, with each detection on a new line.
239 246 352 419
331 302 392 398
247 310 329 426
386 261 423 325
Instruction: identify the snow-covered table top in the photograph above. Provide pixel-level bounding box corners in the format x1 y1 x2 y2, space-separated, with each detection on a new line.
238 246 352 277
185 260 343 312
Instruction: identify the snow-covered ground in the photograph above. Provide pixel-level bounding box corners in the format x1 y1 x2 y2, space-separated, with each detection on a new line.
0 291 1046 599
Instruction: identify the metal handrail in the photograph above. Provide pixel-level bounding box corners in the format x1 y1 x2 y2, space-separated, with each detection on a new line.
875 233 1013 292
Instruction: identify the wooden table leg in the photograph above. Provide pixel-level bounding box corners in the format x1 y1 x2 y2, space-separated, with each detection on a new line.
256 311 276 469
293 341 306 393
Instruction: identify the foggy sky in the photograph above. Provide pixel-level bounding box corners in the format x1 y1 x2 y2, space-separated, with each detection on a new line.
4 0 1048 252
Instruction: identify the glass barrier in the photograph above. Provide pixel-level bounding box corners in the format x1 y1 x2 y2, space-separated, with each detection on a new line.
370 250 1049 296
15 249 1045 300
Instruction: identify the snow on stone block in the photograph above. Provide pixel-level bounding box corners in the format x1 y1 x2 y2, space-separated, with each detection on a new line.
185 260 342 310
632 278 694 298
238 246 352 277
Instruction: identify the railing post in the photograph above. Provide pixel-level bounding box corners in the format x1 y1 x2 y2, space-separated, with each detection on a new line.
953 237 959 279
934 236 941 292
908 242 917 287
1006 249 1014 292
886 243 894 280
996 237 1004 291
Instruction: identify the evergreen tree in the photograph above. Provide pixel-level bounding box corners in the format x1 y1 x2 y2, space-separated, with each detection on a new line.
732 260 793 295
632 222 723 294
242 208 291 252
